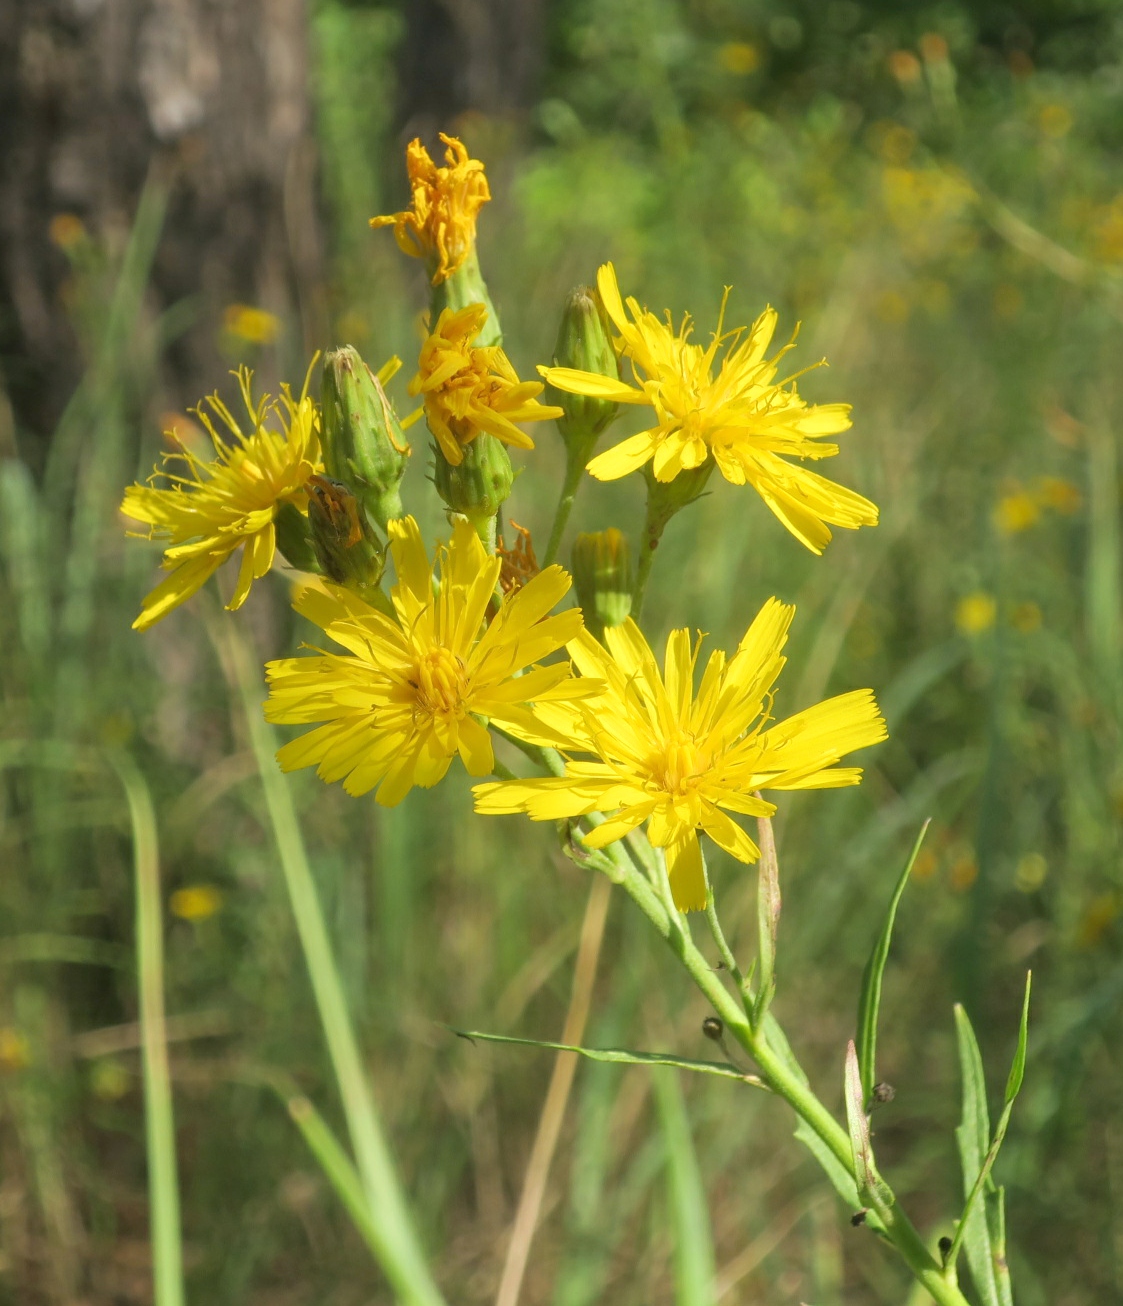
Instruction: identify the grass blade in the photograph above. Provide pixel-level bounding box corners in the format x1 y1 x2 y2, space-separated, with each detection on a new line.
277 1085 411 1270
855 821 931 1100
216 616 445 1306
652 1068 716 1306
108 750 184 1306
451 1028 767 1087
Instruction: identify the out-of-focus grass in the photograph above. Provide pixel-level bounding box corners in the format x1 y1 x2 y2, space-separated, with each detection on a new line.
2 1 1123 1302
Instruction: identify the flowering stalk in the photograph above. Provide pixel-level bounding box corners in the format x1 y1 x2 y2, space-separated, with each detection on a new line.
588 828 970 1306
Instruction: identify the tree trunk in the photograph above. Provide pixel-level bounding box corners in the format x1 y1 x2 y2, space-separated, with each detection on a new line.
0 0 324 468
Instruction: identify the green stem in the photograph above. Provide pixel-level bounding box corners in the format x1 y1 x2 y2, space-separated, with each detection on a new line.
631 504 671 623
543 448 589 568
597 838 970 1306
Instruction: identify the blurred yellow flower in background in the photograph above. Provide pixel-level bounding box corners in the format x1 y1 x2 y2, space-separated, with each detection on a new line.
1011 601 1042 633
1037 475 1081 514
410 304 562 466
1038 103 1073 139
475 599 886 911
995 488 1040 534
49 212 87 250
223 304 281 345
121 367 321 630
265 516 591 806
370 133 490 285
718 41 760 75
955 591 996 634
540 263 878 553
0 1028 30 1072
170 884 225 922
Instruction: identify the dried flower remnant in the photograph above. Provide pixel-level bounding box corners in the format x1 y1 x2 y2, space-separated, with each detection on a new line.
370 133 491 285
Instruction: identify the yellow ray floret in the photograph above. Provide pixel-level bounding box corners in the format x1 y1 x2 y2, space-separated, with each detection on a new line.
121 367 321 631
539 263 879 554
474 600 887 912
370 133 490 285
410 304 563 466
264 516 595 806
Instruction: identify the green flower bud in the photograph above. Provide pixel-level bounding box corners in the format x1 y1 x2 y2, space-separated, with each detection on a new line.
643 459 715 532
321 347 411 531
432 433 514 530
572 528 633 636
547 285 620 460
430 248 502 346
307 475 386 597
273 501 320 573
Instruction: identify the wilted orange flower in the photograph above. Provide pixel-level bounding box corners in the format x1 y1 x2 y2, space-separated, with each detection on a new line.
370 133 490 285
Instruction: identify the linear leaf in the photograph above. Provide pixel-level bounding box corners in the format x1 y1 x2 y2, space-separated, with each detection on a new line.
792 1118 885 1234
753 812 781 1026
843 1039 893 1209
652 1069 717 1305
1004 971 1032 1105
953 1004 1001 1306
452 1029 767 1087
855 821 930 1100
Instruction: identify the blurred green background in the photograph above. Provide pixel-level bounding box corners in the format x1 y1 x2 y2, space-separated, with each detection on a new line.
3 0 1123 1302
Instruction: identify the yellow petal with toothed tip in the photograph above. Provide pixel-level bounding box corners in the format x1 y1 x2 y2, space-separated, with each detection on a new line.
666 833 707 912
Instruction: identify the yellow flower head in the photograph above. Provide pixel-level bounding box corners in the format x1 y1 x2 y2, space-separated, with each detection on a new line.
370 133 490 285
410 304 563 466
540 263 879 554
265 516 593 806
121 367 321 631
474 599 887 912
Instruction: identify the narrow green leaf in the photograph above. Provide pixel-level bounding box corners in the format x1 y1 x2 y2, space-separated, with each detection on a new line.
652 1068 717 1306
1004 971 1032 1105
451 1029 768 1087
843 1039 893 1210
952 1004 1001 1306
752 812 781 1026
793 1118 885 1232
855 821 930 1101
949 974 1031 1301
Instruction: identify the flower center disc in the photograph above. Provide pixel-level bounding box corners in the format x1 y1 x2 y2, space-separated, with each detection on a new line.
414 646 468 720
654 734 709 798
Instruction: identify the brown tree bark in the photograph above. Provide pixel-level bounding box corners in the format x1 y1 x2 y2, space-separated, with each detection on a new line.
0 0 325 466
396 0 547 142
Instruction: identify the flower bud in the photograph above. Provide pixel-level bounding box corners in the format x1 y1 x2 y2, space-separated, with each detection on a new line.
547 286 620 459
643 459 715 532
320 347 410 531
432 433 514 528
273 501 320 573
571 528 633 635
306 475 386 596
